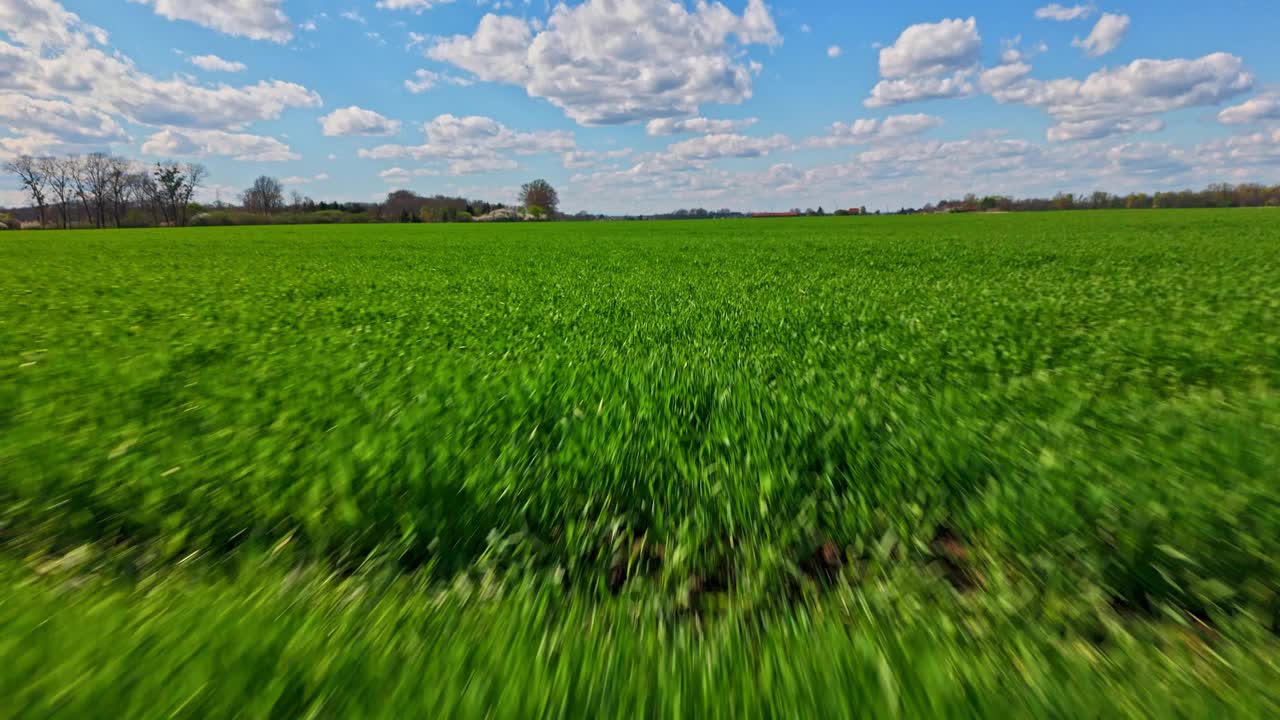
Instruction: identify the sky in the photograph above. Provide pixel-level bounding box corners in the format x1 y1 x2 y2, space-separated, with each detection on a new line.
2 0 1280 213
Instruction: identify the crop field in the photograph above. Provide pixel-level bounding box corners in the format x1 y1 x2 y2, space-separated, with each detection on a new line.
2 210 1279 717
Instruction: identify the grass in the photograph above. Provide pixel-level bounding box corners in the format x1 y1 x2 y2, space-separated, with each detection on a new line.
2 211 1279 717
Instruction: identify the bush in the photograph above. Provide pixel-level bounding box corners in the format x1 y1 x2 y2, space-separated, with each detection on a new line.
0 213 17 230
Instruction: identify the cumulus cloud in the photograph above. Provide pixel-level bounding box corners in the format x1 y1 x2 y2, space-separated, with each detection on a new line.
1035 4 1096 21
428 0 781 126
562 148 633 169
865 18 981 108
664 133 791 161
1218 92 1280 124
866 73 976 108
376 0 455 11
1193 130 1280 173
1047 117 1164 142
282 173 329 185
878 17 981 79
987 53 1254 141
129 0 292 43
188 54 246 72
403 69 473 94
0 0 107 48
646 117 758 136
319 107 402 137
358 114 575 174
141 127 298 161
805 114 944 147
0 2 321 132
1102 142 1191 177
827 45 842 59
0 92 128 148
1073 13 1129 58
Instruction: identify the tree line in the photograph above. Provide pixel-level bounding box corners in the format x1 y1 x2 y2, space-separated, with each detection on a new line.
924 183 1280 214
3 154 206 229
4 155 568 229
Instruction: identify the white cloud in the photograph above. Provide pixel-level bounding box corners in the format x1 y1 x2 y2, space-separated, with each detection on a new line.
645 117 758 136
340 10 366 24
1035 4 1096 22
0 6 321 131
129 0 292 43
827 45 842 59
188 54 246 72
319 107 402 137
282 173 329 185
0 92 128 151
979 62 1033 92
0 0 107 48
878 17 981 79
1047 117 1164 142
1073 13 1129 58
141 128 298 161
428 0 781 126
403 69 473 94
866 73 976 108
664 133 790 161
1218 92 1280 125
864 18 981 108
1000 36 1048 64
562 149 633 169
1102 142 1191 177
2 47 321 129
358 113 575 174
376 0 455 11
805 114 944 147
987 53 1254 141
378 167 444 185
1193 130 1280 174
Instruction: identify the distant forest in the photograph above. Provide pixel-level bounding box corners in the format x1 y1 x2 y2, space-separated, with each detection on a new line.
918 183 1280 215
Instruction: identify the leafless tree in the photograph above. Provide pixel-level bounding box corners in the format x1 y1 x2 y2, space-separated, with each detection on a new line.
104 156 134 228
3 155 49 227
39 156 74 229
242 175 284 215
79 153 113 226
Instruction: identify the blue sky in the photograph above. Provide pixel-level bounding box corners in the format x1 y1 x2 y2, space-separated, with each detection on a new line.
3 0 1280 213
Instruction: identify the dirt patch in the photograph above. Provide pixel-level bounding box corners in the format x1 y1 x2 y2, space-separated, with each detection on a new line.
801 540 844 584
931 526 980 592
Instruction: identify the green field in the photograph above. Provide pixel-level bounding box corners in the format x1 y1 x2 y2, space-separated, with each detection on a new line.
3 211 1279 717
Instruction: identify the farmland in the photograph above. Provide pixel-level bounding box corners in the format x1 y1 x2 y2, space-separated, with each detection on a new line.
2 211 1279 717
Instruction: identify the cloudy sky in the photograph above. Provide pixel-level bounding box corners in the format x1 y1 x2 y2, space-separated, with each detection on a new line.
2 0 1279 213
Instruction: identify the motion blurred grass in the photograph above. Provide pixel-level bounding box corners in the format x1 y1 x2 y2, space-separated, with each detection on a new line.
2 211 1278 716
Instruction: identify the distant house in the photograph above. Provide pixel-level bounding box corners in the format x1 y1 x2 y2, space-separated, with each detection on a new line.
847 208 862 215
751 212 800 218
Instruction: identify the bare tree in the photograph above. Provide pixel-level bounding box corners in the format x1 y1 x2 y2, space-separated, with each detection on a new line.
179 164 206 226
40 156 74 229
3 155 49 227
67 156 95 227
242 175 284 215
105 156 133 228
290 190 304 212
135 169 163 226
79 153 112 228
